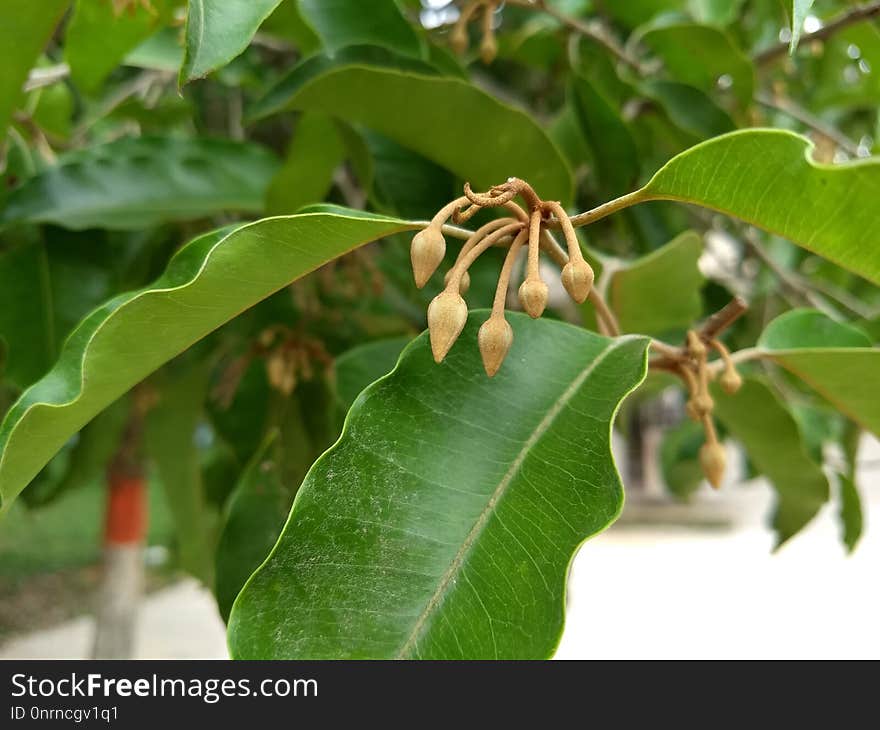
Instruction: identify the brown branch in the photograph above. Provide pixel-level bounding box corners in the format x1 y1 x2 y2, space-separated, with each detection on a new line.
699 297 748 341
754 1 880 66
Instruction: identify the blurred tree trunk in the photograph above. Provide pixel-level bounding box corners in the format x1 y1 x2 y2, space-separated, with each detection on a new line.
92 403 148 659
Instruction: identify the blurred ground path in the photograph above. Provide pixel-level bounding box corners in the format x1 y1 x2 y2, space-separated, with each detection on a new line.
2 439 878 660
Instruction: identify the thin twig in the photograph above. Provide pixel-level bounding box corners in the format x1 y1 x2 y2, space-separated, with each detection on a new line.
754 1 880 65
504 0 651 75
563 190 647 229
755 92 860 157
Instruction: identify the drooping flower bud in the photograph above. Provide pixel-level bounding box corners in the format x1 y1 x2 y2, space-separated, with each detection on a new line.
411 227 446 289
478 315 513 377
518 277 549 319
444 268 471 296
700 441 726 489
561 259 594 303
719 366 743 395
480 33 497 64
427 291 468 363
450 26 468 55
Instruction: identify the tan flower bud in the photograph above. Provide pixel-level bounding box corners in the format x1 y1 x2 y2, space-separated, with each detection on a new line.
478 315 513 377
518 277 549 319
700 441 726 489
561 259 594 304
720 366 743 395
480 33 497 64
411 227 446 289
427 291 468 363
444 268 471 295
691 392 714 417
450 26 468 55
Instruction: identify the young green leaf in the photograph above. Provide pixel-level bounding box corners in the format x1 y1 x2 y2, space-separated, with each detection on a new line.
608 231 705 336
0 211 418 512
0 137 279 230
228 315 650 659
65 0 171 93
790 0 815 54
838 473 863 554
712 377 830 548
756 310 880 435
250 50 574 203
0 0 69 146
180 0 284 85
640 130 880 285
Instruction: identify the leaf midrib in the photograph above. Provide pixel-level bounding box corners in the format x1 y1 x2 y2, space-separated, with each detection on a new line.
395 337 627 659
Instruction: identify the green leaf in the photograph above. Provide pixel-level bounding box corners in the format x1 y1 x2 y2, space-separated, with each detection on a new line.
250 50 574 203
1 136 279 230
838 472 863 554
640 130 880 285
0 210 417 512
228 316 650 659
756 309 880 435
0 240 54 388
145 361 217 583
334 336 411 409
569 76 639 194
608 231 705 336
297 0 422 57
712 377 829 547
215 431 291 622
790 0 814 54
639 80 736 140
180 0 284 84
266 112 346 215
660 418 706 500
639 22 754 106
65 0 171 93
0 0 69 146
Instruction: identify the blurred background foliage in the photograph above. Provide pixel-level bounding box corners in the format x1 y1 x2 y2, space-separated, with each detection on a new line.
1 0 879 635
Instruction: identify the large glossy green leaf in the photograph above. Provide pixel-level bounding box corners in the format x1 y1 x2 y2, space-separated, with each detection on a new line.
0 136 279 230
297 0 422 57
250 50 574 203
180 0 284 84
640 130 880 284
713 378 830 547
608 231 705 336
65 0 171 92
755 310 880 435
0 211 417 512
228 316 650 659
0 0 69 145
